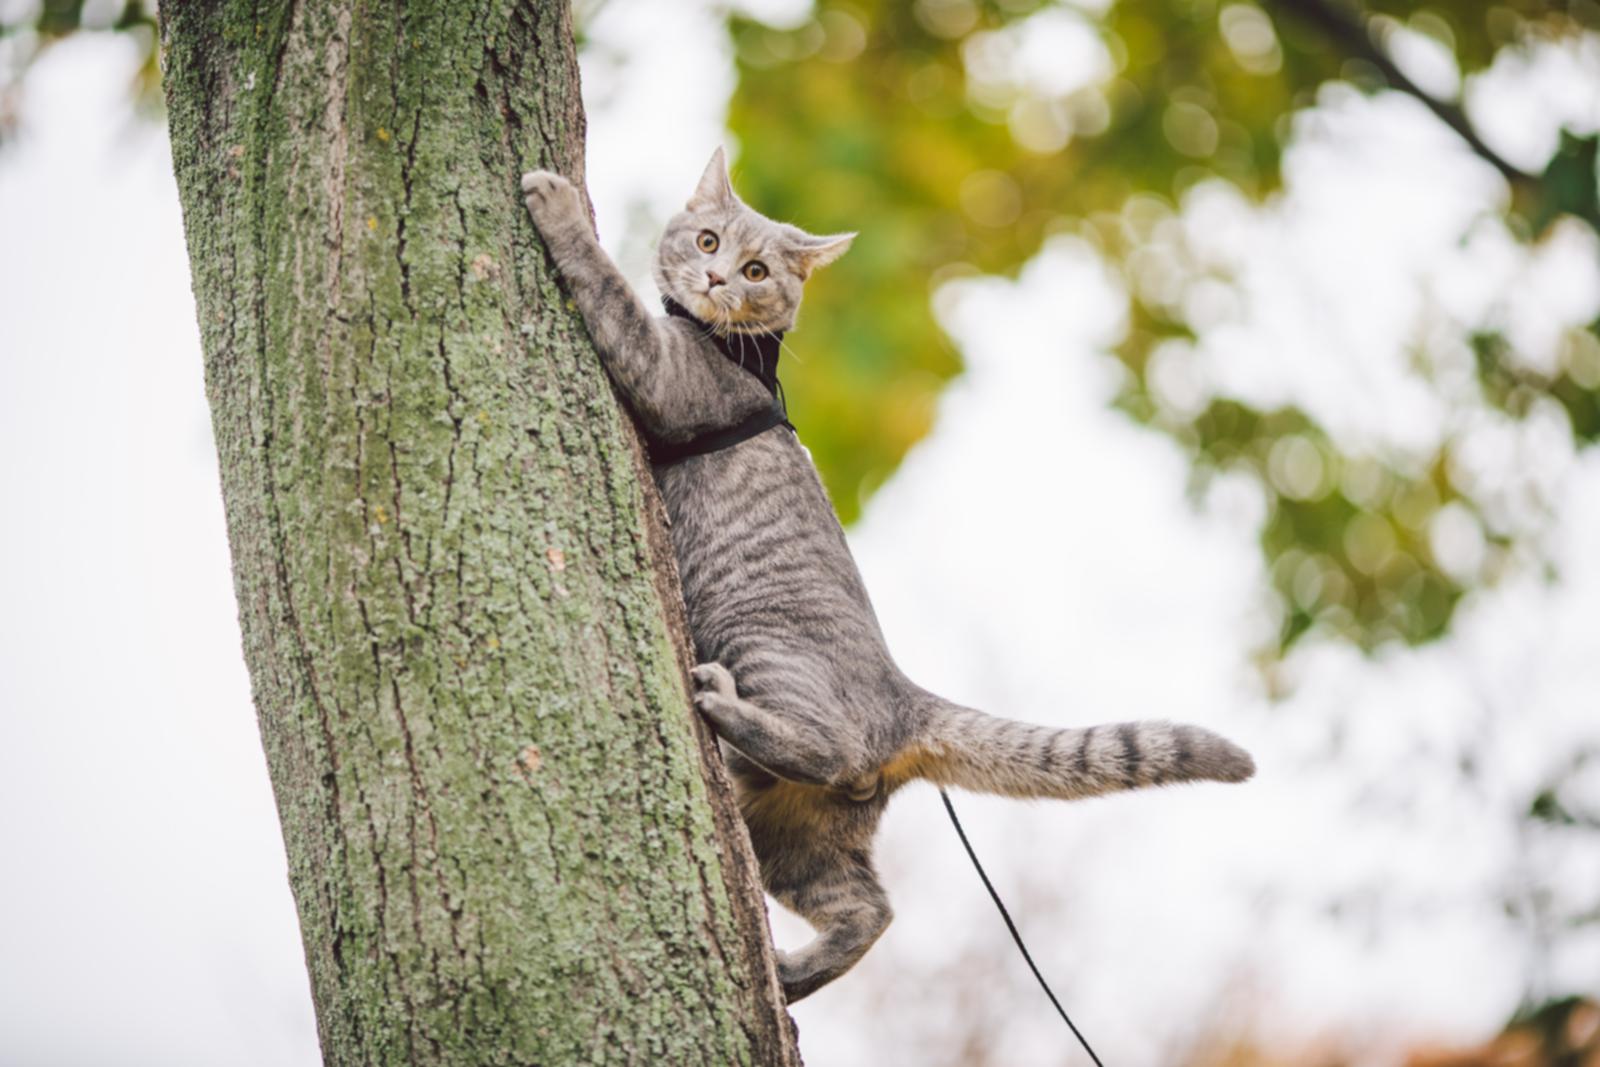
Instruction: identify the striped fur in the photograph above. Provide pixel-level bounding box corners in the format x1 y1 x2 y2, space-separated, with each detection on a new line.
522 154 1254 1004
909 704 1254 800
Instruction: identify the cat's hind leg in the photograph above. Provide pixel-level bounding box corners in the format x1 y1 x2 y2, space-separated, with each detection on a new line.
770 853 892 1003
691 662 877 798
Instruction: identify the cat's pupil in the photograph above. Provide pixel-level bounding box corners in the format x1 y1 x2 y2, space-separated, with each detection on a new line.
697 231 719 253
743 261 767 282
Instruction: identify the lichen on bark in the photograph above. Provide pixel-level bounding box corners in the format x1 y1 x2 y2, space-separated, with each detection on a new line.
160 2 800 1062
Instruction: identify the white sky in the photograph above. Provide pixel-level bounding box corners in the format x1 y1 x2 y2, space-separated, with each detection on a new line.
1 6 1597 1066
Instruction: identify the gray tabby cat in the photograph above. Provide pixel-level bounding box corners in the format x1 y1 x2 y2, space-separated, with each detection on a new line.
520 149 1254 1003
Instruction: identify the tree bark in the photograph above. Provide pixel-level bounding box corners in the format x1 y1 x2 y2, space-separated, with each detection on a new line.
159 2 801 1063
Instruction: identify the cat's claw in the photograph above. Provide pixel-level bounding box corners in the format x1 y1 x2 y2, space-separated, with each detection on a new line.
520 169 584 230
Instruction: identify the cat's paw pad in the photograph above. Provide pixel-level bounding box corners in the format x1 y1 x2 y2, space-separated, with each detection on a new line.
690 662 737 704
520 169 583 228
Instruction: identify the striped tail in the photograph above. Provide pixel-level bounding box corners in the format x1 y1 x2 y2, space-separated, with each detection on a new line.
913 702 1254 800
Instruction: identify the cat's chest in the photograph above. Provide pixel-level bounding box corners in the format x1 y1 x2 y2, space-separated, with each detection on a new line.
653 452 781 562
652 437 828 586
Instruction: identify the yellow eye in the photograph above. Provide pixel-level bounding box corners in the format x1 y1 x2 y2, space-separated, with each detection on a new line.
697 231 719 253
742 261 768 282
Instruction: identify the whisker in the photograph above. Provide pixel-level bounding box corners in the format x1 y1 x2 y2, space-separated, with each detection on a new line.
689 310 720 343
725 310 748 373
753 322 805 366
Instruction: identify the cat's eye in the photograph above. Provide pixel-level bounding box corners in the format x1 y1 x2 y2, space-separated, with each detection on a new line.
742 261 768 282
696 231 719 253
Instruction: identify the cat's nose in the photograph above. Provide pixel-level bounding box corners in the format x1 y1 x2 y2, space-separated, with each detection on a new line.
706 270 726 289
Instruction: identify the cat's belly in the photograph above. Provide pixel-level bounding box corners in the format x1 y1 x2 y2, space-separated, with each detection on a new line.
651 430 897 706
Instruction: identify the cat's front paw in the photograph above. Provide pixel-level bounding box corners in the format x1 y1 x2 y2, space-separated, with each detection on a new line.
690 662 738 716
520 169 584 232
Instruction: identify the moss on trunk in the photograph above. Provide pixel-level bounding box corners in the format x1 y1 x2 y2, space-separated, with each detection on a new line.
160 2 800 1062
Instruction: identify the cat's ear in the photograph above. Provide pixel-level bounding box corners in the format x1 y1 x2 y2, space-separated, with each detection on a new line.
687 147 737 211
791 231 856 278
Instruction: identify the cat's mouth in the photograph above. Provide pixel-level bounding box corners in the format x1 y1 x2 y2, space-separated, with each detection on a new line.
686 288 752 332
663 266 765 334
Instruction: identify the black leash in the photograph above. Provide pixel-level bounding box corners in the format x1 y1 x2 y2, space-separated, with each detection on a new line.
939 788 1106 1067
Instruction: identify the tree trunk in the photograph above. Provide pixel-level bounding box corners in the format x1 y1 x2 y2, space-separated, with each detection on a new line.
159 3 800 1063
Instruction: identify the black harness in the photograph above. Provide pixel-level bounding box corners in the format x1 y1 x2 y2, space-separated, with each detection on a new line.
651 296 795 466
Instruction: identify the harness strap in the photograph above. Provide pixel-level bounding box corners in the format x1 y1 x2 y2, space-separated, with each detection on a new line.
650 403 794 466
650 295 795 466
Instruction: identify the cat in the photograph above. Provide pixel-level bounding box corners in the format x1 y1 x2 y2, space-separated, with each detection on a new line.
520 148 1255 1003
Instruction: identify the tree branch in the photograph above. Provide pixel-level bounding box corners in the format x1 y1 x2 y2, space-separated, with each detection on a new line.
1270 0 1538 189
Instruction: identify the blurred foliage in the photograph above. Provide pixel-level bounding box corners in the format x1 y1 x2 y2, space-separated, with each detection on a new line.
1405 997 1600 1067
0 0 158 139
1173 997 1600 1065
7 0 1599 661
727 0 1600 657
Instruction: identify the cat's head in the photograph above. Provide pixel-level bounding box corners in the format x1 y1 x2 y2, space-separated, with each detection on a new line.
654 147 853 335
